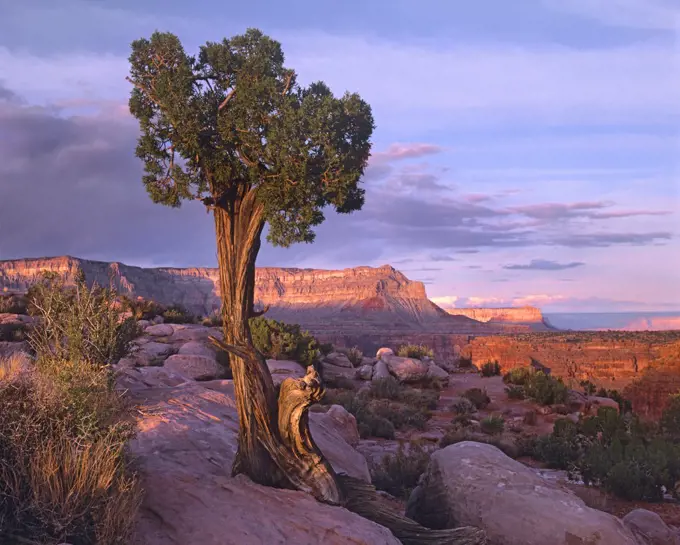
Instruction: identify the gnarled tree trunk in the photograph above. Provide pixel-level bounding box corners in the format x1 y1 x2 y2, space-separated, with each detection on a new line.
210 190 486 544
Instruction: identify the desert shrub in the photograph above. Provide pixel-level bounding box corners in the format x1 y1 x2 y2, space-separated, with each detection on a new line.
439 428 469 448
396 343 434 360
661 394 680 439
463 387 490 409
369 376 402 400
324 374 356 391
595 388 633 414
249 317 319 366
369 399 429 430
457 356 473 369
450 396 476 415
0 322 28 342
502 367 536 386
27 274 138 366
371 441 431 499
161 304 196 324
505 385 526 400
480 360 501 377
0 356 141 544
522 372 568 406
346 346 364 367
0 294 28 315
118 295 166 321
522 409 537 426
201 311 223 327
580 380 597 396
481 415 505 435
318 342 334 356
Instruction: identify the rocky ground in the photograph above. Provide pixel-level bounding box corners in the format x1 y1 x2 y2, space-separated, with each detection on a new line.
2 313 680 544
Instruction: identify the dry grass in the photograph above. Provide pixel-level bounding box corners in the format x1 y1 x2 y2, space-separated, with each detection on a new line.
0 358 141 544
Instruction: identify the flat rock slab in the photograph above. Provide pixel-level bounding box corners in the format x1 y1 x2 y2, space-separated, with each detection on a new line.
145 324 175 337
163 354 224 380
178 340 216 358
266 359 306 386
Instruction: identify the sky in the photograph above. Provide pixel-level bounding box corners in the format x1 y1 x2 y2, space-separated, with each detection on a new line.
0 0 679 312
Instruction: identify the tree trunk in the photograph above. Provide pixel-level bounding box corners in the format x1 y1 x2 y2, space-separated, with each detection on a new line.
210 190 486 544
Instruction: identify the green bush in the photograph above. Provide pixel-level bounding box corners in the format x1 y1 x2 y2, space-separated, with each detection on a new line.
249 317 319 366
318 342 334 356
0 353 141 544
463 387 490 409
371 441 431 499
480 360 501 377
523 372 568 406
502 367 535 386
481 415 505 435
396 343 434 360
27 274 138 366
201 311 223 327
118 295 165 320
505 385 526 400
580 380 597 396
162 304 196 324
346 346 364 367
450 396 476 415
369 376 402 400
0 294 28 315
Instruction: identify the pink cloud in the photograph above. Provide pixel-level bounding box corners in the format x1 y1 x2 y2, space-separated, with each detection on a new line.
369 143 443 165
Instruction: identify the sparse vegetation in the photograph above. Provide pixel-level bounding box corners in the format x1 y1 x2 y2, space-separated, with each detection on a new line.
249 317 319 366
480 360 501 377
346 346 364 367
26 273 139 366
463 387 491 410
580 379 597 396
396 343 434 360
480 415 505 435
0 293 28 315
161 304 196 324
503 366 568 406
371 441 431 500
505 384 526 400
318 342 334 356
201 311 223 327
450 396 477 415
119 295 165 321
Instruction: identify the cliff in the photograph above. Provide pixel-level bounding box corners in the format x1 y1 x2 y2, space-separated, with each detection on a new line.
0 256 513 340
445 307 553 330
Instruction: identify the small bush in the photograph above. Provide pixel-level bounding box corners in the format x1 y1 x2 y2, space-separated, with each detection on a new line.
463 387 491 409
346 346 364 367
250 317 319 366
0 294 28 315
503 367 536 386
162 304 196 324
396 343 434 360
201 311 223 327
505 385 526 400
480 360 501 377
318 342 334 356
371 442 431 499
523 409 538 426
324 374 357 391
524 373 569 406
481 415 505 435
119 295 165 320
369 376 402 400
450 396 476 415
27 273 138 366
580 380 597 396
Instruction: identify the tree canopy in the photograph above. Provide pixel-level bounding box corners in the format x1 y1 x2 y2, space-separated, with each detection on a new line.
128 28 374 247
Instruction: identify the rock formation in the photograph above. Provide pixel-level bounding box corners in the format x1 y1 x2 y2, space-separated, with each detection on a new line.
445 306 553 331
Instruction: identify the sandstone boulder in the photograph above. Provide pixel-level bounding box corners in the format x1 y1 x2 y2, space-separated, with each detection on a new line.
376 347 394 360
145 324 174 337
372 359 391 381
622 509 680 545
406 441 639 545
171 325 216 343
566 389 588 413
266 359 306 386
586 395 620 415
324 352 353 368
137 319 150 329
136 341 176 365
426 361 449 381
383 355 429 383
163 354 223 380
126 379 391 545
321 361 356 382
357 364 374 380
178 340 216 358
361 356 377 366
321 405 361 447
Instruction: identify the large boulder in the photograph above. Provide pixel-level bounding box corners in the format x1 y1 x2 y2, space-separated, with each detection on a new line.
266 359 306 386
622 509 680 545
163 354 224 381
383 355 429 383
126 378 392 545
357 364 374 380
135 341 177 365
372 360 391 381
177 340 216 358
406 441 639 545
324 352 353 368
586 396 620 415
426 361 449 382
145 324 174 337
376 347 393 360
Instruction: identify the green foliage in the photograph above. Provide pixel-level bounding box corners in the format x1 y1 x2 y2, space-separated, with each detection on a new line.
128 29 374 247
580 380 597 396
480 360 501 377
505 384 526 400
530 408 680 502
0 355 141 544
318 342 334 356
346 346 364 367
371 442 431 500
369 376 402 400
26 274 138 366
118 295 165 320
249 317 319 366
161 304 196 324
595 387 633 414
0 294 28 315
504 367 567 405
480 415 505 435
463 387 491 409
450 396 477 415
396 344 434 360
201 311 223 327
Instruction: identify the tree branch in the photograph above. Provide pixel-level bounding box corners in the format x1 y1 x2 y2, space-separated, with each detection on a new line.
208 336 250 360
282 71 293 96
218 88 236 111
250 304 270 318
